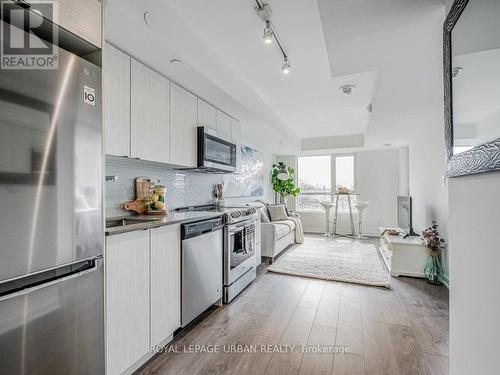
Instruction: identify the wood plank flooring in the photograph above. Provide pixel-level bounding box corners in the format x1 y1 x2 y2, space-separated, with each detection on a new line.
138 237 449 375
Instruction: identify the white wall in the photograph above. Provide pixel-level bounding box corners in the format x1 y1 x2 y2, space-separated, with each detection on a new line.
448 172 500 375
295 149 400 235
361 4 450 283
357 149 399 234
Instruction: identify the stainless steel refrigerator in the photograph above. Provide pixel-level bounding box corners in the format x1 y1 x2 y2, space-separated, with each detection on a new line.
0 21 104 375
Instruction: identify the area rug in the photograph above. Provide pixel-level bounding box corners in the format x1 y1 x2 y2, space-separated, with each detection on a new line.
268 237 390 287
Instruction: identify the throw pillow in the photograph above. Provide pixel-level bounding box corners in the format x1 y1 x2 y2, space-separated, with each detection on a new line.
267 204 289 222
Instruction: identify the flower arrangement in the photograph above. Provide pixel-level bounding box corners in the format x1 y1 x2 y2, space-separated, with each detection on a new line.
421 221 445 256
421 220 445 285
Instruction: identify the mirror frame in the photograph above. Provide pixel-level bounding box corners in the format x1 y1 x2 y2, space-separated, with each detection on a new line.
444 0 500 177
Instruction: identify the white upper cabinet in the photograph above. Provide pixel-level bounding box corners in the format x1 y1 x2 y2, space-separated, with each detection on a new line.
216 110 232 139
130 59 170 164
170 83 198 167
105 230 150 375
197 99 217 131
48 0 102 47
231 118 241 143
103 43 130 157
150 225 181 346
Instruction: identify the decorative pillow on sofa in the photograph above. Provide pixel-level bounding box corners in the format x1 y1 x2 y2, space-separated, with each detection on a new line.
267 204 289 222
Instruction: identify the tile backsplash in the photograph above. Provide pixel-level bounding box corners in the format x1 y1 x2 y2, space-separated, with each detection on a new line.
105 156 223 217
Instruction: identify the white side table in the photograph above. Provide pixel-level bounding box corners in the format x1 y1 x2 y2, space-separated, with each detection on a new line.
379 229 428 277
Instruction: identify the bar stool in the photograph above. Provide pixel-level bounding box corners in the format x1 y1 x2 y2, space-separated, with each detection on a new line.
353 201 370 239
320 201 335 237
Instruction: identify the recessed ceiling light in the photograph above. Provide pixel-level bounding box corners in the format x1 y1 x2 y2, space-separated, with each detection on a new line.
263 21 273 44
281 58 291 74
144 12 154 29
339 85 355 96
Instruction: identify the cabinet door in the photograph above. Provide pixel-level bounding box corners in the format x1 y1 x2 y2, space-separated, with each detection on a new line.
150 225 181 346
106 230 150 375
103 43 130 157
216 110 232 138
197 99 217 131
48 0 102 47
231 118 242 172
170 83 198 167
131 59 170 163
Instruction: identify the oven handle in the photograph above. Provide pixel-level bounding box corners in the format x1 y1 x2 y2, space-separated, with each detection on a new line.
229 226 245 234
228 218 255 232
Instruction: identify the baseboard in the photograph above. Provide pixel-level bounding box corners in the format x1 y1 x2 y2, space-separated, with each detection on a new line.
303 230 380 237
439 273 450 289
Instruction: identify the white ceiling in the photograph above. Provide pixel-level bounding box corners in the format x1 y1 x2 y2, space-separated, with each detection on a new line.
165 0 376 140
106 0 447 153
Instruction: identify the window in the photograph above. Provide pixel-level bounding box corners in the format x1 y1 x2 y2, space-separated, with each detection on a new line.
297 154 356 211
334 155 356 212
297 156 331 210
335 155 355 191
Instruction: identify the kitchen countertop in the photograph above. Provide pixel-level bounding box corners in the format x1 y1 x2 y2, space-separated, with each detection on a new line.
105 211 224 236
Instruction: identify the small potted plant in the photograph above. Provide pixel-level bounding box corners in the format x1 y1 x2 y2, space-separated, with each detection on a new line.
421 221 445 285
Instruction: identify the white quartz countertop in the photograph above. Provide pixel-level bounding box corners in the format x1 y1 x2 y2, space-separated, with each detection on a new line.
105 211 223 236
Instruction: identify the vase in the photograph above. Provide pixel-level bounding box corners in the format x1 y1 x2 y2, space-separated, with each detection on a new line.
424 251 442 285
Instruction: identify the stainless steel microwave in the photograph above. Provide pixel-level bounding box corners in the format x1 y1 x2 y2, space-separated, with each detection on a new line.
197 127 237 173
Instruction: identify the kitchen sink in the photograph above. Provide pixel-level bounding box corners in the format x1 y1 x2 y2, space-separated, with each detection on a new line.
106 217 161 229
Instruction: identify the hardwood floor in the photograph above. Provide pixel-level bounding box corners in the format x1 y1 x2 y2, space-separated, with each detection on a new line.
138 237 449 375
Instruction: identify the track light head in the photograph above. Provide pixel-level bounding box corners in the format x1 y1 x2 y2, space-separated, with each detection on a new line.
263 21 273 44
281 58 291 74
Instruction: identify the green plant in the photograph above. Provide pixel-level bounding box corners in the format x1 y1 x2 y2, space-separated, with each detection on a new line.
271 162 300 201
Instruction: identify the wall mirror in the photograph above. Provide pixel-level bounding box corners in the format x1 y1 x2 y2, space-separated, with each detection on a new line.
444 0 500 177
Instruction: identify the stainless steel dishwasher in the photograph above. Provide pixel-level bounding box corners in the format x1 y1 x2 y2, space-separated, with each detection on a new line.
181 217 224 327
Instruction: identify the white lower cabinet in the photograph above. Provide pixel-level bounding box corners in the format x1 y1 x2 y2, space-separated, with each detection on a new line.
106 226 181 374
150 225 181 346
106 230 150 375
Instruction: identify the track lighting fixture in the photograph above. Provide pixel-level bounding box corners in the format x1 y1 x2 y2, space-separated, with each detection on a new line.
263 21 273 44
255 0 291 74
281 58 291 74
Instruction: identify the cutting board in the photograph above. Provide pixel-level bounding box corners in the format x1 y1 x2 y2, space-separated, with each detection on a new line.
123 177 154 214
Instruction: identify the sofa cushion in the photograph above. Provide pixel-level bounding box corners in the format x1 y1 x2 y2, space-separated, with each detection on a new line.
260 209 270 223
272 220 296 240
268 204 288 221
252 200 271 222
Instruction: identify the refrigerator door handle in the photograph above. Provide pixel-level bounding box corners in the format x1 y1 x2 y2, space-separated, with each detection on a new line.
0 260 99 303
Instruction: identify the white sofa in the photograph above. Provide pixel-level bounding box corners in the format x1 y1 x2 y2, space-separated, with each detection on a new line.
251 201 296 264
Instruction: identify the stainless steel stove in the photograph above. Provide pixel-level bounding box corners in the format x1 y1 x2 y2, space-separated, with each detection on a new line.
175 205 258 303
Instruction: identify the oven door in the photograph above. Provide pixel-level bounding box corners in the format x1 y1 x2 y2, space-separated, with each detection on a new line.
198 127 237 172
224 221 256 285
